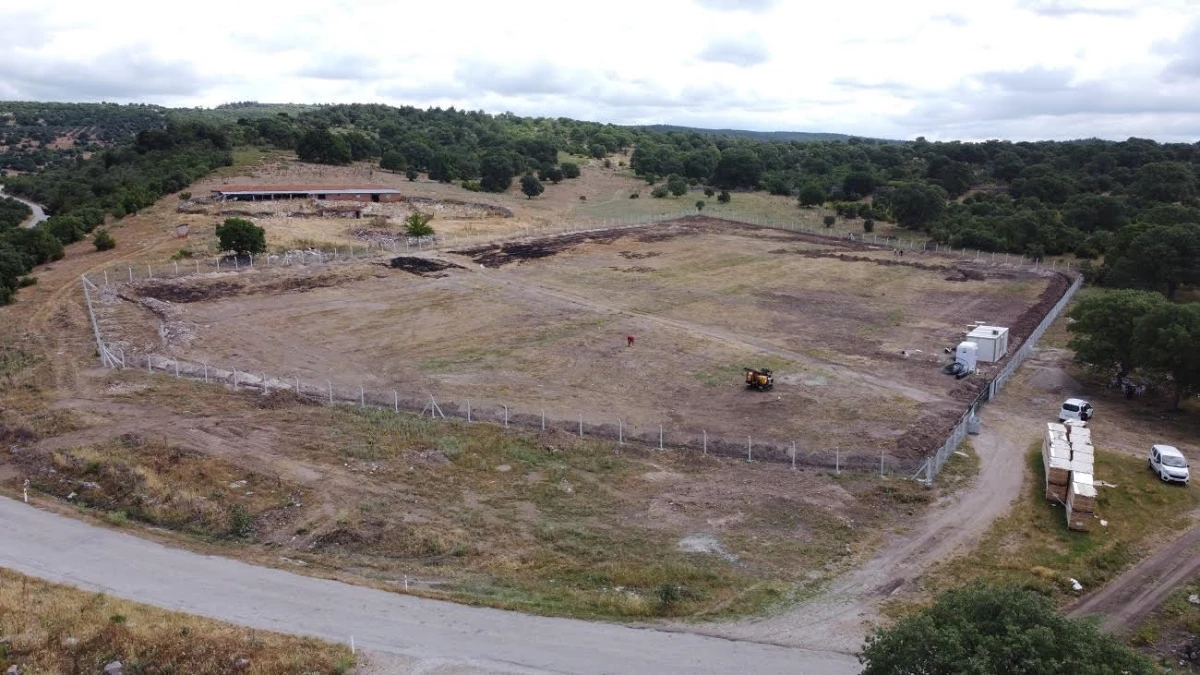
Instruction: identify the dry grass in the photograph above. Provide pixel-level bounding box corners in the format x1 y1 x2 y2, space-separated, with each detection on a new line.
0 568 354 674
926 443 1200 605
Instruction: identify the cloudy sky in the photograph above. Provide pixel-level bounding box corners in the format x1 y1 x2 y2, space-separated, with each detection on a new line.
1 0 1199 141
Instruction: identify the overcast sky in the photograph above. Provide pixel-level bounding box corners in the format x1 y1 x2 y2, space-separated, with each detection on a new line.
2 0 1199 142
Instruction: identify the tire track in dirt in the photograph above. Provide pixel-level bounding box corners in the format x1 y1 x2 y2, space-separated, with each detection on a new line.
473 266 945 406
1068 522 1200 634
685 405 1029 653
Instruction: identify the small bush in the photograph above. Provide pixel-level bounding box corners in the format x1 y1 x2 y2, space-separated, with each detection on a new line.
630 192 640 199
695 200 705 211
823 215 836 228
718 190 731 204
178 192 192 201
579 195 586 201
603 158 612 169
864 218 875 233
404 212 435 237
228 503 254 539
461 180 482 192
93 229 116 251
656 584 682 614
704 187 715 197
169 249 194 261
651 185 669 199
18 275 37 288
405 168 418 181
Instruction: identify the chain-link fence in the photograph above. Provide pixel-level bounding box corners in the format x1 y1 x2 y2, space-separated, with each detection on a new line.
914 274 1084 482
80 214 1082 480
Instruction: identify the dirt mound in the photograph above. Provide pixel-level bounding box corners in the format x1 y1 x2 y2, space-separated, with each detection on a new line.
388 256 465 277
944 267 987 282
253 389 320 410
1006 272 1072 350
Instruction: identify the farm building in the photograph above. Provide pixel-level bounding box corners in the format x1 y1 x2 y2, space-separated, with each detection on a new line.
212 185 404 203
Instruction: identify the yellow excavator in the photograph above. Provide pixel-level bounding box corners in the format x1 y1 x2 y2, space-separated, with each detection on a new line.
744 367 774 391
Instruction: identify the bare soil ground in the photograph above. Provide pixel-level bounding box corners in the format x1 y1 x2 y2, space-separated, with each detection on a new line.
97 216 1059 465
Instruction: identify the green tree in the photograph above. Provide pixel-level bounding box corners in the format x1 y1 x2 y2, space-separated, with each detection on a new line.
480 152 515 193
520 174 544 199
215 218 266 256
798 182 827 207
878 182 948 229
1133 302 1200 408
1068 290 1168 381
842 171 876 197
651 185 669 198
1108 223 1200 299
404 212 434 237
561 162 581 179
703 187 715 198
667 174 689 197
823 215 836 227
860 584 1154 675
1131 161 1196 203
296 128 352 165
695 200 705 211
717 190 731 204
380 150 407 173
542 167 564 184
405 168 418 182
92 228 115 251
711 147 763 189
863 218 875 233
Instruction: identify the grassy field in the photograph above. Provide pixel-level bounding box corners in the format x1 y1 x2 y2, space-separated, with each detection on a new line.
1130 576 1200 671
925 443 1200 605
0 568 353 674
8 369 945 621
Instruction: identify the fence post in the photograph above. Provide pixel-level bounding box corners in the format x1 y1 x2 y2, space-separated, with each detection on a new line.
747 436 752 462
147 265 152 279
104 270 109 286
504 405 509 428
659 425 664 450
619 420 623 445
394 390 398 413
880 450 885 478
295 377 300 394
541 409 545 430
791 441 797 470
203 362 208 383
836 447 840 475
262 372 269 394
703 430 707 455
327 380 332 404
128 267 133 282
579 414 583 438
148 357 152 374
173 360 179 378
359 385 364 407
467 399 472 422
174 261 179 276
233 369 238 389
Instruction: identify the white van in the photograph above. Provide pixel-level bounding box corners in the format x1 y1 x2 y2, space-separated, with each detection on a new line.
1149 444 1190 484
1058 398 1094 423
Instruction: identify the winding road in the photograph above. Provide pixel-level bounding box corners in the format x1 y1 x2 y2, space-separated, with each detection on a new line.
0 496 859 674
0 185 49 228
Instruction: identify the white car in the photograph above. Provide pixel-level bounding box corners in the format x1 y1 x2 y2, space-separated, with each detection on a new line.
1058 398 1094 423
1149 444 1190 484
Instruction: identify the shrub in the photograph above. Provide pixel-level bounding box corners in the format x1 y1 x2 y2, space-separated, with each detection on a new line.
461 180 482 192
695 200 705 211
227 503 254 539
18 275 36 287
404 212 435 237
823 215 836 228
214 218 264 255
405 168 418 181
561 162 581 179
579 195 586 201
603 158 612 169
651 185 669 199
717 190 731 204
178 192 192 201
630 192 640 199
93 229 116 251
863 218 875 233
704 187 715 198
170 249 194 261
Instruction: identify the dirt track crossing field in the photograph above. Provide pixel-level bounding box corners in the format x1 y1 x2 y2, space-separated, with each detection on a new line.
98 217 1062 465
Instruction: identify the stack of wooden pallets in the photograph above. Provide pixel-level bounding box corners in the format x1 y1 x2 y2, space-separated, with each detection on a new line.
1044 421 1098 531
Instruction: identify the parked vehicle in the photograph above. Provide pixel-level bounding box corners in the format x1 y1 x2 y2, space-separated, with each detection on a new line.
1149 444 1190 484
1058 398 1094 423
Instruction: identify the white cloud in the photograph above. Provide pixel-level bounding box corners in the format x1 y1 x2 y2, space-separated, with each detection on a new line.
0 0 1197 141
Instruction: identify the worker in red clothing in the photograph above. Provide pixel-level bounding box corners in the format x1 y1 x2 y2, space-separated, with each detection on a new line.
627 335 635 347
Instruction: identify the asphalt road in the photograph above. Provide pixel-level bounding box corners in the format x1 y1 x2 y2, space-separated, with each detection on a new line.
0 496 860 674
0 186 49 228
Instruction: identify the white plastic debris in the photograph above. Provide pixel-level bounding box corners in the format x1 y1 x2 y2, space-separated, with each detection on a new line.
1070 578 1083 591
1190 594 1200 605
1100 519 1108 527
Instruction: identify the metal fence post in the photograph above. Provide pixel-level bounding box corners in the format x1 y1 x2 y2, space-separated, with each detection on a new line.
836 447 840 475
747 436 752 462
579 414 583 438
233 369 238 389
791 441 797 470
541 409 545 430
619 420 624 445
359 385 365 407
467 399 472 422
327 380 332 404
504 405 509 427
659 425 663 450
203 362 208 383
394 390 398 413
703 430 707 455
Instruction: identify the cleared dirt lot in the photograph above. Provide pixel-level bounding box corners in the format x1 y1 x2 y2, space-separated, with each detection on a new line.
99 216 1062 465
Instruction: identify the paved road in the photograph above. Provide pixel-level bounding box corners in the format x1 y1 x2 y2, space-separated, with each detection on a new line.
0 185 48 228
0 496 859 674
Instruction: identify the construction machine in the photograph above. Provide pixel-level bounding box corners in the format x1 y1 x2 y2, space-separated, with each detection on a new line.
744 367 774 391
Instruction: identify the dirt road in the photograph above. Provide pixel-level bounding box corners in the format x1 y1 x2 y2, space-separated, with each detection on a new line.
702 406 1029 652
0 495 859 675
1069 520 1200 634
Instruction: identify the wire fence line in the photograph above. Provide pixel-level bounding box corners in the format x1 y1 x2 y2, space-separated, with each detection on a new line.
79 212 1082 481
913 274 1084 483
80 210 1078 289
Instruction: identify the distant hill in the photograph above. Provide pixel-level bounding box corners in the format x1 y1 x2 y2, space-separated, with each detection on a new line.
636 124 895 143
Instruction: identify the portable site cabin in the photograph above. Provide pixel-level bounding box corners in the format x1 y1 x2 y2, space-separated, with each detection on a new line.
966 325 1010 363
